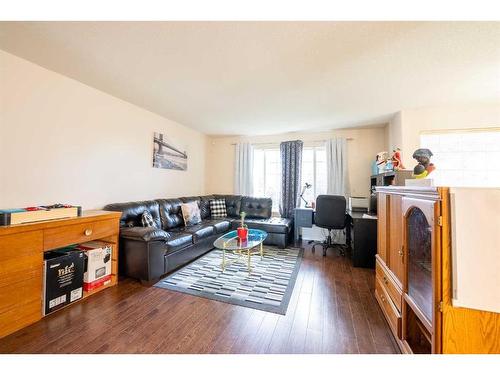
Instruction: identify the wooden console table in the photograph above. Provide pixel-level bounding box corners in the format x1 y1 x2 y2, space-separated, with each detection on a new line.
0 210 121 338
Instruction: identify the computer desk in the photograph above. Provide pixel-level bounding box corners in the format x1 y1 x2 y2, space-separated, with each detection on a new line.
294 207 377 268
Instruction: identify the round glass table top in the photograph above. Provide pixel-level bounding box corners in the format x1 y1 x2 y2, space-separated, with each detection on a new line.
213 229 267 251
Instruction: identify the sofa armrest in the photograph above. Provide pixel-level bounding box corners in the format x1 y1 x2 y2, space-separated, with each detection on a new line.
120 227 171 242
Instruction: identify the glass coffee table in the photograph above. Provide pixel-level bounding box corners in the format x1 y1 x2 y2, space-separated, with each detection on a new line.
213 229 268 273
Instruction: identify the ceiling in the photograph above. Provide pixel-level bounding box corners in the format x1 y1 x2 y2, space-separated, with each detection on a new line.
0 21 499 135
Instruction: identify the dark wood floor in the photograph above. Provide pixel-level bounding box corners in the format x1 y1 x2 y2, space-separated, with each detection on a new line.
0 244 399 354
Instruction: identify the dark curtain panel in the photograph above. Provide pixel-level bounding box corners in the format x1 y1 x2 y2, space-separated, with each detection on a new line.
279 140 303 219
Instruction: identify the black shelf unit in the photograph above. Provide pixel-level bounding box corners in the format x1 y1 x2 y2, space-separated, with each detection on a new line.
369 170 413 213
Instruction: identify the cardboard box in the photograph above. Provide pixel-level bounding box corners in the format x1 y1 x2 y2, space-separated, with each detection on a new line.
76 241 112 286
0 206 81 226
83 274 112 292
43 249 84 315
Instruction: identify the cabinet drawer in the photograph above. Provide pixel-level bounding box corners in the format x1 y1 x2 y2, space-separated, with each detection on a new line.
295 210 313 227
43 219 117 250
0 298 42 339
0 275 42 314
0 231 43 288
376 257 402 312
375 276 401 339
0 231 43 262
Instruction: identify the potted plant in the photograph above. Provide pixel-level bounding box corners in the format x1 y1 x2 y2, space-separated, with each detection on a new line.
237 211 248 240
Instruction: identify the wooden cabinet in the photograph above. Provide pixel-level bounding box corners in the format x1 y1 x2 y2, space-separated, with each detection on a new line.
376 187 443 353
375 276 402 338
388 194 404 287
377 193 404 287
0 231 43 338
375 186 500 354
401 196 442 353
0 211 121 339
377 193 388 263
376 259 402 312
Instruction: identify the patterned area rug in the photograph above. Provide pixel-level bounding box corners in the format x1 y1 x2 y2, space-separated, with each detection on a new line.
154 246 303 314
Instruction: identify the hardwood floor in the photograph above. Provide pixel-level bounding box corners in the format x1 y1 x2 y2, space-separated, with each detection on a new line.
0 244 399 354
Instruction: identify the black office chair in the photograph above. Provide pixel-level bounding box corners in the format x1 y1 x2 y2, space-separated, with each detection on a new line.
312 195 349 256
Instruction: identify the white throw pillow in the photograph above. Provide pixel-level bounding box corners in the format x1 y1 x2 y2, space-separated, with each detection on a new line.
181 201 202 226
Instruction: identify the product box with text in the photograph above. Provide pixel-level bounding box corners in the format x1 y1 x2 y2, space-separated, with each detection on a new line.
76 241 112 291
43 249 84 315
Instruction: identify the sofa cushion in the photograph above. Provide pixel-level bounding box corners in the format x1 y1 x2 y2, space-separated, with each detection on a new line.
203 219 231 234
241 196 272 219
165 232 194 253
120 227 171 242
232 217 292 234
184 223 216 243
199 195 215 219
214 195 241 218
157 199 184 230
104 200 162 228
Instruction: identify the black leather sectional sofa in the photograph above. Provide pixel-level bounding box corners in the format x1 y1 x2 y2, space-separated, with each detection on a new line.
104 195 293 284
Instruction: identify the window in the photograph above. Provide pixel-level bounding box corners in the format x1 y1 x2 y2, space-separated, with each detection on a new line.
253 147 281 213
252 143 328 213
300 145 327 205
420 130 500 187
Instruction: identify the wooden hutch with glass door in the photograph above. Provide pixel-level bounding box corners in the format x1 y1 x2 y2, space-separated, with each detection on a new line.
375 185 500 354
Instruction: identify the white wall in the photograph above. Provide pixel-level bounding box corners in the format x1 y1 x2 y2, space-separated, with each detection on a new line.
387 111 404 155
206 127 387 199
0 50 207 209
388 104 500 167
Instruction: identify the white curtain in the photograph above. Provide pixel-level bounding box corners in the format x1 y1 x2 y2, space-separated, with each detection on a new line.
234 142 254 196
325 137 350 244
326 137 350 197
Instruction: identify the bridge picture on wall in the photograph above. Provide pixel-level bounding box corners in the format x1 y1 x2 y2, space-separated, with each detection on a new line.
153 132 188 171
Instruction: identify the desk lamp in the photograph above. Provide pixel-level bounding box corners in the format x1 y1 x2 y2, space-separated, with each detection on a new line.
299 183 312 207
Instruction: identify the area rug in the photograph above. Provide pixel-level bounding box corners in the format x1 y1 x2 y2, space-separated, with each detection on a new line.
154 246 303 315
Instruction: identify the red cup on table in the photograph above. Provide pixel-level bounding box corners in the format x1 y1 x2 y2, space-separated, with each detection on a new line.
237 227 248 240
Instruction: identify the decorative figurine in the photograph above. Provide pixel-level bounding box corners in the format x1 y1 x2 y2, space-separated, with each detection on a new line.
391 147 405 170
412 148 435 179
385 158 394 171
376 151 389 173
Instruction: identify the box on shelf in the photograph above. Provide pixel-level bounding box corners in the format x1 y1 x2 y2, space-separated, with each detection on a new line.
405 178 434 187
43 248 85 315
84 274 112 292
0 205 81 226
76 241 113 290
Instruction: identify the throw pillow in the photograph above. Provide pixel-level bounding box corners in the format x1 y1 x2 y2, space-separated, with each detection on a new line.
210 199 227 218
181 201 202 226
141 210 157 228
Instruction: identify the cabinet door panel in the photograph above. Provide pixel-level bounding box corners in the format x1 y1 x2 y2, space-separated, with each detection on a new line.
389 194 404 288
377 193 388 263
402 197 441 353
0 231 43 338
